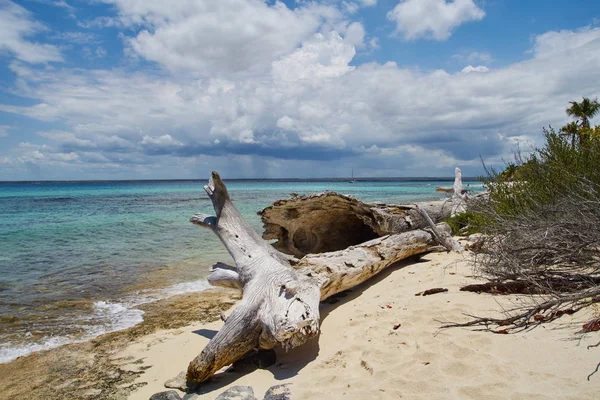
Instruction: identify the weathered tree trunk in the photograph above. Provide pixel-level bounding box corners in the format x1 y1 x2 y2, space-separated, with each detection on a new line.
169 172 449 391
259 193 453 258
451 167 468 216
416 205 464 253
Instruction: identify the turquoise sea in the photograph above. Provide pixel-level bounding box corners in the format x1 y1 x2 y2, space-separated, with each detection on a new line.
0 179 482 363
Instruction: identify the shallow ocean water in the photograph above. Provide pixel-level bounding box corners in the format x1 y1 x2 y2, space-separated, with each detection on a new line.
0 179 482 363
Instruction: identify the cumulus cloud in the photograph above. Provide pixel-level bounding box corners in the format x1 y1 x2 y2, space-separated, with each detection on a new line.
461 65 489 73
272 31 356 83
110 0 343 77
387 0 485 41
0 0 63 63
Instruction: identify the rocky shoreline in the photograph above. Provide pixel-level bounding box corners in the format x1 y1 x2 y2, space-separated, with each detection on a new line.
0 289 239 400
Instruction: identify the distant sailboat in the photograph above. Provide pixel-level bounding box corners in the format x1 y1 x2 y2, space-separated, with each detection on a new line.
349 169 356 183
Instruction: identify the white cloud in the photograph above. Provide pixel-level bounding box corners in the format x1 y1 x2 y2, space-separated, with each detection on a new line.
461 65 489 73
0 1 63 63
342 2 359 14
272 31 356 83
387 0 485 41
533 26 600 58
109 0 343 77
344 21 366 47
49 31 97 44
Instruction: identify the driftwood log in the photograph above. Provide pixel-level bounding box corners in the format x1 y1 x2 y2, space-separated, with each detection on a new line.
258 168 469 257
259 194 452 258
168 172 458 391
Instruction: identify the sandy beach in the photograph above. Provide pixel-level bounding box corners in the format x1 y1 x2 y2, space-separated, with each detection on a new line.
2 247 599 399
116 248 600 400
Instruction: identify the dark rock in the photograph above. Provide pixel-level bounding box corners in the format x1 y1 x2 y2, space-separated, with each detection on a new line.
150 390 182 400
215 386 257 400
263 384 292 400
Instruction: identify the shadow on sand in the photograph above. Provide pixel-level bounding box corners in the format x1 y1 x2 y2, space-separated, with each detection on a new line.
191 328 219 340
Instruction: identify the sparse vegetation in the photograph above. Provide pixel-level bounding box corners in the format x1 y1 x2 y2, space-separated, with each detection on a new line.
443 211 487 236
446 98 600 379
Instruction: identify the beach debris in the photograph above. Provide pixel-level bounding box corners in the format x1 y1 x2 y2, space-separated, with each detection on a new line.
393 323 401 330
422 362 430 366
582 320 600 332
360 359 374 375
215 386 257 400
459 278 598 295
150 390 182 400
173 171 459 388
263 383 292 400
415 288 448 296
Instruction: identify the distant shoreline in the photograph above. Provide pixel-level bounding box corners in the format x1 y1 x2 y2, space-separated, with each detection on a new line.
0 177 481 185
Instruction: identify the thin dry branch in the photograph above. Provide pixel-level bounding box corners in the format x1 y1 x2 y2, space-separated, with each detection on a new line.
442 286 600 333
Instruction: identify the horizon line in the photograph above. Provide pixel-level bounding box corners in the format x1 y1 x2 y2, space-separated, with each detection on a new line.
0 176 481 184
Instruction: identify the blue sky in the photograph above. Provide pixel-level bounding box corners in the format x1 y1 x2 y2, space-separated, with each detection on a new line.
1 0 600 180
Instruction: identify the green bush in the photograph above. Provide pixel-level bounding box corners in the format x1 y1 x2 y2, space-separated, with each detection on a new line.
443 211 487 236
482 127 600 220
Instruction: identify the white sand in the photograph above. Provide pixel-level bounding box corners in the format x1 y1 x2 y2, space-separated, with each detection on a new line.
119 250 600 399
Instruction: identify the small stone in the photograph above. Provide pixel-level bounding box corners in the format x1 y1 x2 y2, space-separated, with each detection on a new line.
264 383 292 400
164 371 190 392
150 390 182 400
215 386 257 400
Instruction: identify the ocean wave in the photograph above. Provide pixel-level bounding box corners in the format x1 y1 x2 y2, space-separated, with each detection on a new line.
0 278 211 364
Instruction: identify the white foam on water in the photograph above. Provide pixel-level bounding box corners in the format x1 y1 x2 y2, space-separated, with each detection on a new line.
0 335 76 364
0 278 211 364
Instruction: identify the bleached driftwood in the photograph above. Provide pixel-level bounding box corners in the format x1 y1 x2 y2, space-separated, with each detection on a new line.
259 192 453 257
169 172 447 391
451 167 468 216
416 205 464 253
